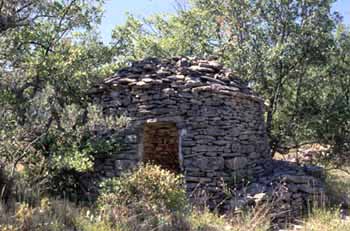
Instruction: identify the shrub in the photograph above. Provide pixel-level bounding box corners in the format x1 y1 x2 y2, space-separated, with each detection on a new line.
98 164 189 230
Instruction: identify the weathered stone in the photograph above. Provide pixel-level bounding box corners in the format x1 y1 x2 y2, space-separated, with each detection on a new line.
249 152 260 159
252 192 268 204
303 165 325 179
198 61 223 70
117 78 136 84
177 58 190 67
225 157 248 170
114 160 136 171
142 78 154 83
282 175 316 184
135 81 147 87
189 65 216 73
193 157 224 170
186 177 212 183
246 183 266 195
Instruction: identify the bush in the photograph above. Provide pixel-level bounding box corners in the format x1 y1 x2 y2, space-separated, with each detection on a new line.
97 164 189 230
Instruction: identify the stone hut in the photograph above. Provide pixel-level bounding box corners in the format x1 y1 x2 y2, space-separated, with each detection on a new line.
90 57 271 194
90 57 326 225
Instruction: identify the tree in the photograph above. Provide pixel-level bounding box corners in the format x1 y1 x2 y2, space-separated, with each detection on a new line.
0 0 41 33
0 0 121 199
111 0 342 157
299 25 350 168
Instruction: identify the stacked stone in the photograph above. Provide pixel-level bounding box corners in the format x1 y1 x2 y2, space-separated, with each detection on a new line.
90 56 270 194
224 160 326 229
90 56 327 228
92 129 139 178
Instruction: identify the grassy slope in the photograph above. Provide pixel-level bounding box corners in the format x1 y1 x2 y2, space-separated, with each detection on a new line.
1 168 350 231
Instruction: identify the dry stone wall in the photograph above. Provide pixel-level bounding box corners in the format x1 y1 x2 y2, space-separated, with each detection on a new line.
225 160 326 228
90 56 271 195
90 57 327 228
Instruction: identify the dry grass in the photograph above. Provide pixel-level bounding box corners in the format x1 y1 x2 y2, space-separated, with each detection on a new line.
0 164 272 231
0 200 271 231
301 208 350 231
296 168 350 231
1 165 350 231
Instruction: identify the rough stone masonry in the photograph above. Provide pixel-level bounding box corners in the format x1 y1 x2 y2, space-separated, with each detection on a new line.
90 56 326 226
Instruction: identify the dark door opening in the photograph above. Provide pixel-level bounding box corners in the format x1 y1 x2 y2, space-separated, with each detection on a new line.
143 122 180 173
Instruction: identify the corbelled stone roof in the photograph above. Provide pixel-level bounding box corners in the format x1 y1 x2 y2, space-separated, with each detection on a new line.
92 57 258 98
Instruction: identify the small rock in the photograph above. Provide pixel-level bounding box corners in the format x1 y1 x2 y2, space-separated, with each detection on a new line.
189 65 216 73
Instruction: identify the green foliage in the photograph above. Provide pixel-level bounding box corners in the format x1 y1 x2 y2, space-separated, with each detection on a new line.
38 105 128 200
111 9 217 60
98 164 188 214
110 0 350 164
97 164 189 230
0 0 122 199
301 26 350 167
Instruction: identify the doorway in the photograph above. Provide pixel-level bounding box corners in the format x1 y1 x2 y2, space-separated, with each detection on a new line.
142 122 180 173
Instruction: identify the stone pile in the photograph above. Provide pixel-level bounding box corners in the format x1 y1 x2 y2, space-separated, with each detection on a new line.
222 160 326 228
101 56 253 95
